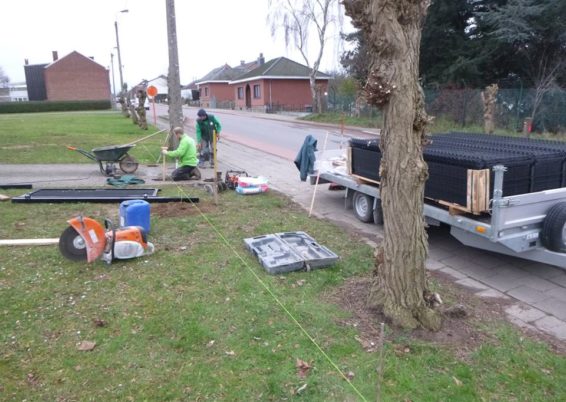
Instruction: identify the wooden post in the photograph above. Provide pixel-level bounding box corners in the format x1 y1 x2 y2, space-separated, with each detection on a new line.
308 131 329 217
156 130 171 164
213 129 219 205
161 146 168 181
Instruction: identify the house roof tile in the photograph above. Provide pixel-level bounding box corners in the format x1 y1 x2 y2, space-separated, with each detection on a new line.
231 57 331 83
197 64 242 84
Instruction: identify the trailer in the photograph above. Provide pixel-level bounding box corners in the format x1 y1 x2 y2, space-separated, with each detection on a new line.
313 165 566 270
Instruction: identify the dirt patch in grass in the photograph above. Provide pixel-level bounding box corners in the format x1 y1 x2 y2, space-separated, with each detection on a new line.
152 201 216 218
327 270 566 357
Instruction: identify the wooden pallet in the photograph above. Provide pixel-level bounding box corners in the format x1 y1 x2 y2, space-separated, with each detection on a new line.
435 169 490 215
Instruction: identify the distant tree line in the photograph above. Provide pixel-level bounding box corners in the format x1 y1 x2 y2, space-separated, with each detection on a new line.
339 0 565 132
343 0 565 89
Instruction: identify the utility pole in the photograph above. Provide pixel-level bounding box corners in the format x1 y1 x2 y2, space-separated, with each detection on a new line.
110 52 116 97
114 20 124 93
114 10 128 92
166 0 183 148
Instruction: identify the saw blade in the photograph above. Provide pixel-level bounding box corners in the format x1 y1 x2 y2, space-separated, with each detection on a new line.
59 226 88 261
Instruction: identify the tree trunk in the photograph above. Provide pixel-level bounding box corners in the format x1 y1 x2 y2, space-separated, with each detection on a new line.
345 0 441 331
166 0 182 149
481 84 498 134
129 104 139 125
309 74 317 113
137 90 148 130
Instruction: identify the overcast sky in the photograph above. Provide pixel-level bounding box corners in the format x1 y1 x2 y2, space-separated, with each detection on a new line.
1 0 352 88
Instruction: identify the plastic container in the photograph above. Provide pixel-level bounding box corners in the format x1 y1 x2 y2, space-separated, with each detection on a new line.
119 200 151 234
236 176 269 195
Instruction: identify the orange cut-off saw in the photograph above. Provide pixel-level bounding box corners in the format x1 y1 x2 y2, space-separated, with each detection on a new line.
59 216 154 264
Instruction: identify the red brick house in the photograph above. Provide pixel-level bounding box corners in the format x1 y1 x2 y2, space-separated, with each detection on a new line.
230 57 331 112
44 51 111 101
196 54 264 108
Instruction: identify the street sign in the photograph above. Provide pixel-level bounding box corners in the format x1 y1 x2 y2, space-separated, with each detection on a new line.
147 85 158 97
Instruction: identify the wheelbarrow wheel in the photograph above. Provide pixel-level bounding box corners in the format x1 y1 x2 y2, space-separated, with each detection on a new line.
119 154 139 174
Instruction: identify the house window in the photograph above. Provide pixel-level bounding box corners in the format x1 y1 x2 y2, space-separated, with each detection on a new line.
253 84 261 98
237 87 243 99
204 87 209 97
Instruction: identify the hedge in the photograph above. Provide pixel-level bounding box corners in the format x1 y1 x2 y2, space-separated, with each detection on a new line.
0 100 112 114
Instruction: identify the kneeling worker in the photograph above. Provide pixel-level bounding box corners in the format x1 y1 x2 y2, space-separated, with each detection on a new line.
161 127 201 181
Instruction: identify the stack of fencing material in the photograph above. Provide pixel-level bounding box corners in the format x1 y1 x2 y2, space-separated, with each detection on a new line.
349 132 566 213
433 133 566 192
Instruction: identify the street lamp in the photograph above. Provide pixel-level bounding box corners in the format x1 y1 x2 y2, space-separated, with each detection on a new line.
114 9 128 95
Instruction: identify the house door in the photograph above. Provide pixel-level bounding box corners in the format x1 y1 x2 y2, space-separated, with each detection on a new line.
245 84 251 109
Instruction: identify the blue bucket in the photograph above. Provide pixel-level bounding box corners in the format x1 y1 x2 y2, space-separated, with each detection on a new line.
119 200 151 234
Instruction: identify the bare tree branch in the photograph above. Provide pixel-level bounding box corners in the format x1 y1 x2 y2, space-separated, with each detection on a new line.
268 0 342 112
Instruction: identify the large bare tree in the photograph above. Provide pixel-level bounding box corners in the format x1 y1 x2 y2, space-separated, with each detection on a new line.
343 0 441 330
166 0 183 149
269 0 341 113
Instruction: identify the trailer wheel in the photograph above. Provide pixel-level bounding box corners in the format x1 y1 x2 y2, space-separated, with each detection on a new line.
541 202 566 252
353 191 374 223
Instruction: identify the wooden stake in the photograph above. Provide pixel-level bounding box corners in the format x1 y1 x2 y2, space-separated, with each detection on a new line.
161 147 167 181
213 129 219 205
308 131 329 217
156 130 172 164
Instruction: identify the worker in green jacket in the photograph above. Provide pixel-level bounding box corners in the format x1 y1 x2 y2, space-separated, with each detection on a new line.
161 127 201 181
195 109 221 168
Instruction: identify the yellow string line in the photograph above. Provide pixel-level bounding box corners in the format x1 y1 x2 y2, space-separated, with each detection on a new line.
175 185 369 401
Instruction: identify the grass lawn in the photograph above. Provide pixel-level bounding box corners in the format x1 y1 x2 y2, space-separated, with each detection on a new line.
0 111 164 164
1 111 565 400
1 186 565 401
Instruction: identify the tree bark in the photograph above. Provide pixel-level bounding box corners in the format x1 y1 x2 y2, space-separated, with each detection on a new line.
481 83 498 134
166 0 182 149
344 0 441 330
137 89 148 130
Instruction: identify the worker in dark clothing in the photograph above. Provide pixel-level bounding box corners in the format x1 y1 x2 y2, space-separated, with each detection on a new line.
195 109 222 168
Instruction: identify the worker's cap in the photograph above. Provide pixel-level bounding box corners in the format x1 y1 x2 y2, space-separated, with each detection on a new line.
197 109 207 117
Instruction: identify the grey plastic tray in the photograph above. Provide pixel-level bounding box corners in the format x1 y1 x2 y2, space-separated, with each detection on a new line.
244 231 339 274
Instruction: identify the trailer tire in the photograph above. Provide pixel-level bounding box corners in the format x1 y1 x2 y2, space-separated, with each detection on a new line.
541 202 566 252
353 191 374 223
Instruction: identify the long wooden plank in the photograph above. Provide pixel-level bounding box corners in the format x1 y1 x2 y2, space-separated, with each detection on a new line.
0 238 60 246
351 174 381 186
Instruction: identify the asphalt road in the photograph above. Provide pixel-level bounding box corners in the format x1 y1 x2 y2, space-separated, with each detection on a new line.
154 103 378 160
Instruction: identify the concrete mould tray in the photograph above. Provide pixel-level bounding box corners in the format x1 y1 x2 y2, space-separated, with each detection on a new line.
244 231 339 274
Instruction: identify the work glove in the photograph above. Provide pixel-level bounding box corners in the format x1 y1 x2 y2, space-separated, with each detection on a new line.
161 148 168 155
